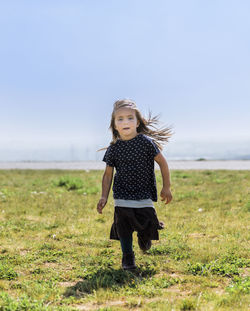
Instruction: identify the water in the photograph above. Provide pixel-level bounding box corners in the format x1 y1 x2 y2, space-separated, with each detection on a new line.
0 140 249 161
0 161 250 170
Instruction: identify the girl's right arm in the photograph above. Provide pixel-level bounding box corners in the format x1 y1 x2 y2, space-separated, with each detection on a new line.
97 165 114 214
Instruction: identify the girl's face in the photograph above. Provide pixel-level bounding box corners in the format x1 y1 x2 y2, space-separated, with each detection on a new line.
114 108 139 140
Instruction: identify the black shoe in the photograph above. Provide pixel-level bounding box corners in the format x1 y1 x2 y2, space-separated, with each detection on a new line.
158 221 165 230
122 252 137 270
138 235 152 252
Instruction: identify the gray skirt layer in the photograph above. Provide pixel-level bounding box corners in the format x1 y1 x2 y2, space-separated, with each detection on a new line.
110 206 163 241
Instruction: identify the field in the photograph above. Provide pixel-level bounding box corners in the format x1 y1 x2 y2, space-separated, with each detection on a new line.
0 169 249 311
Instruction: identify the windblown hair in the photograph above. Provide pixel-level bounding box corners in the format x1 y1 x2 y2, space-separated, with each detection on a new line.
107 99 173 151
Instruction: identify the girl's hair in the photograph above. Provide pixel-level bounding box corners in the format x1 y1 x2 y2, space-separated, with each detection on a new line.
107 99 172 151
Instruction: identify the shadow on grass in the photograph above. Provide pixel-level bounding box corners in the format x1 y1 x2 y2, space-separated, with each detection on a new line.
64 265 156 297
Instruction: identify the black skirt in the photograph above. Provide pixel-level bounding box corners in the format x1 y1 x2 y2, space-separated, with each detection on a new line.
110 206 163 241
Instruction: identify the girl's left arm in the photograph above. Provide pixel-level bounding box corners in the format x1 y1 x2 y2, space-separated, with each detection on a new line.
154 152 172 204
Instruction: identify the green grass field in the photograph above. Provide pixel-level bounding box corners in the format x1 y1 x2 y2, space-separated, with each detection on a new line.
0 169 249 310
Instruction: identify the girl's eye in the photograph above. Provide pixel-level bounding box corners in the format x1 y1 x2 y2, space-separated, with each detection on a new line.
129 117 134 120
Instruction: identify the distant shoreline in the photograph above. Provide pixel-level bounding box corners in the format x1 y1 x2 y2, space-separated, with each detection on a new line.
0 160 250 170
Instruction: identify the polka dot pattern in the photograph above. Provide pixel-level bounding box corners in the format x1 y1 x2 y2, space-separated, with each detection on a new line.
103 134 160 201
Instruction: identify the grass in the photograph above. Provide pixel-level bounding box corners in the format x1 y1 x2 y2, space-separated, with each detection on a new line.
0 169 249 310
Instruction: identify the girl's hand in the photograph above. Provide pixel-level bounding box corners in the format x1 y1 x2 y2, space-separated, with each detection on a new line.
97 197 107 214
160 187 172 204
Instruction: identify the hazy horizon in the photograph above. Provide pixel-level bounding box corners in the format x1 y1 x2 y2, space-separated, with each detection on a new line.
1 139 250 162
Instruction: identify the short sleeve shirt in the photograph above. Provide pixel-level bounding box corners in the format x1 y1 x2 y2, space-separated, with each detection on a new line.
103 134 160 201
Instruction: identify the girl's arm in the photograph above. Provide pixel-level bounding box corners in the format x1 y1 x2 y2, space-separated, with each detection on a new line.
154 152 172 204
97 165 114 214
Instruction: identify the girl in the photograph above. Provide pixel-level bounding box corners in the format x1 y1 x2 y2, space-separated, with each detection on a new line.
97 99 172 270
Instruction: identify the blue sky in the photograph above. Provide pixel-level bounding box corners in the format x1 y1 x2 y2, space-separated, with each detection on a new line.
0 0 249 157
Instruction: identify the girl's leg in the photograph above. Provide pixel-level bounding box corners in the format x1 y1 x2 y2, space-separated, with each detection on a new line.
137 232 152 252
119 234 136 270
119 234 133 253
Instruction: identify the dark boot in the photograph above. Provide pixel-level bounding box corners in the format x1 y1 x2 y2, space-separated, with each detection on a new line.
122 252 137 270
137 235 152 252
158 221 165 230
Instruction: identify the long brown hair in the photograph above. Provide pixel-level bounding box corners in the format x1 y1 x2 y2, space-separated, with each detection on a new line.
105 99 173 151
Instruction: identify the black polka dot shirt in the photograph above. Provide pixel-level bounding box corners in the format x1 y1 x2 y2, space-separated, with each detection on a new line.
103 133 160 202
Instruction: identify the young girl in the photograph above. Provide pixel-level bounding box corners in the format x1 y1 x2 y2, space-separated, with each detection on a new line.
97 99 172 270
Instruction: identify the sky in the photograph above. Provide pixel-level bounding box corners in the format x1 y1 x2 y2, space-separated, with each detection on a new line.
0 0 250 160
